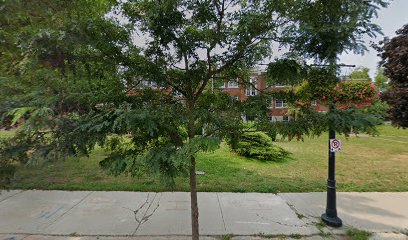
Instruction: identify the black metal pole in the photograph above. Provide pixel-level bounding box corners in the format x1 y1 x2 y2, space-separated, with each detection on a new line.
321 127 342 227
319 61 353 227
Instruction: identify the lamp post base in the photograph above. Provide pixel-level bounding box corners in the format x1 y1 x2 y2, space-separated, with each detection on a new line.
321 213 343 227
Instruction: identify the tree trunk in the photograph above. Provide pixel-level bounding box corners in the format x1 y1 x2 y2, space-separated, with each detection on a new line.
187 110 199 240
189 155 199 240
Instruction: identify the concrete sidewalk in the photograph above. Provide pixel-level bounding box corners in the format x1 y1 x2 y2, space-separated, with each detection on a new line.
0 191 407 239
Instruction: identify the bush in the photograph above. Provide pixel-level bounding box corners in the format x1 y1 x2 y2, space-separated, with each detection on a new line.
365 100 389 123
232 131 290 161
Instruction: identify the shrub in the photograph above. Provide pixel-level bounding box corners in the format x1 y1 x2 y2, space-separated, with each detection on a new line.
365 100 389 123
233 131 290 161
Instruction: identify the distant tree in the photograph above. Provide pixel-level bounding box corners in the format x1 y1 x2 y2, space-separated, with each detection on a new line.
349 67 372 81
374 68 389 92
377 24 408 128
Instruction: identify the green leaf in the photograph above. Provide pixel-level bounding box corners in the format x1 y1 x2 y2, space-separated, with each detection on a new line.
8 107 35 125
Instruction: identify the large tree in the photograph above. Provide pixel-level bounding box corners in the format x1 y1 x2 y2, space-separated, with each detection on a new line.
350 67 372 81
0 0 295 238
0 0 389 239
0 0 131 188
377 24 408 128
374 68 389 92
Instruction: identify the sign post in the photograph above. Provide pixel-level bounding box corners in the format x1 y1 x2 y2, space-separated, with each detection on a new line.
317 63 354 228
330 139 342 152
321 128 343 227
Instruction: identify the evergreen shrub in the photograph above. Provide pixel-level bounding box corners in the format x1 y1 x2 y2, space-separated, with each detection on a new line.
232 131 290 161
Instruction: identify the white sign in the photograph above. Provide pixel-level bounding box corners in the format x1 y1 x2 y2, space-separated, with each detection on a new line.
330 139 342 152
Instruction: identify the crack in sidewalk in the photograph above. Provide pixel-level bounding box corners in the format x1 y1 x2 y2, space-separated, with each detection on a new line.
254 213 309 228
0 190 25 204
216 193 227 232
122 192 162 235
42 191 94 230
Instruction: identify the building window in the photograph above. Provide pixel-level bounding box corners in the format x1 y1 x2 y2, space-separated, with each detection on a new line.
267 116 275 122
267 97 273 109
141 80 157 89
228 80 239 88
283 116 289 122
275 83 286 88
275 99 286 108
267 82 286 88
245 77 257 96
231 95 239 101
311 100 317 106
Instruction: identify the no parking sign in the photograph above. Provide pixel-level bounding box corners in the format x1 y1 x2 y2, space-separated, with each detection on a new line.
330 139 342 152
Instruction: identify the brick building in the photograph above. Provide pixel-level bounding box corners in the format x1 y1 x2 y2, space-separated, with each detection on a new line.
129 71 329 122
220 71 328 122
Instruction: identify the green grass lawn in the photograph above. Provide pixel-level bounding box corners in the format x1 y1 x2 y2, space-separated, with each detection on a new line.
2 125 407 192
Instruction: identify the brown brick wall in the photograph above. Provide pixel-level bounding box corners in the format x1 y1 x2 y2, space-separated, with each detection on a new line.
221 72 328 119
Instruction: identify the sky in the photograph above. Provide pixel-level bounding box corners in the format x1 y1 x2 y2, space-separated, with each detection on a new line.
117 0 408 79
338 0 408 79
